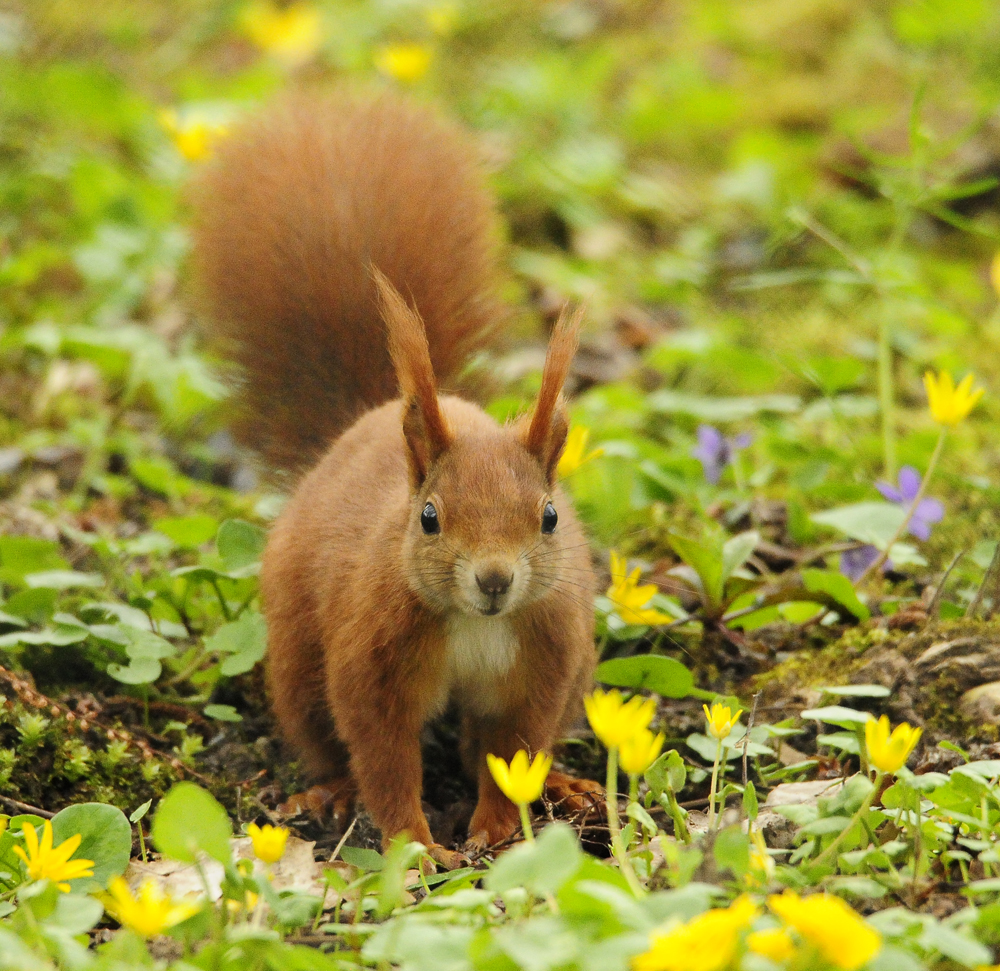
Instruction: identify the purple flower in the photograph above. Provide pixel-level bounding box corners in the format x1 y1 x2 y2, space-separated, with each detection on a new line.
876 465 944 542
692 425 752 485
840 544 881 582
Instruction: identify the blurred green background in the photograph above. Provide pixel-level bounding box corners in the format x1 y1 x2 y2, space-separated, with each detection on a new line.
2 0 1000 650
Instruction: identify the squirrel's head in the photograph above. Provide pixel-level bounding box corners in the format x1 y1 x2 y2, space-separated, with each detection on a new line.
375 271 582 618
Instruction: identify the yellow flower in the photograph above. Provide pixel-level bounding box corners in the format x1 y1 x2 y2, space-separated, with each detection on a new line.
747 927 796 963
374 43 432 83
585 688 657 750
240 1 323 66
487 749 552 805
768 891 880 971
557 426 604 478
246 822 289 864
13 821 94 892
619 727 665 776
102 877 201 937
703 702 742 741
159 109 229 163
607 551 673 626
632 894 759 971
0 816 7 838
864 715 922 775
924 370 984 426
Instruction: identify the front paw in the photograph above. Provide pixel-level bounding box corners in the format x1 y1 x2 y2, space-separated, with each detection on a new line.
423 843 471 872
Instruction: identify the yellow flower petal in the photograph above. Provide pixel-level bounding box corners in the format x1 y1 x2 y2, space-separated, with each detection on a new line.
606 551 673 626
12 821 93 891
619 728 665 776
557 426 604 478
864 714 922 775
374 43 432 83
487 750 552 805
703 703 742 741
241 1 324 66
585 689 657 750
246 822 289 864
102 877 201 938
924 369 984 426
632 895 759 971
768 891 880 971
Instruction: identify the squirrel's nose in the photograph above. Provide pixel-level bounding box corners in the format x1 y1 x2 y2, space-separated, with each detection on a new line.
476 567 513 598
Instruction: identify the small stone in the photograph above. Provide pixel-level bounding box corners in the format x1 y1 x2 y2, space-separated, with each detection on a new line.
960 681 1000 722
764 779 844 807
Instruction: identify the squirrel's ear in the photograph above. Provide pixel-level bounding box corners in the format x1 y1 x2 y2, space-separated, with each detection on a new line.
374 269 452 487
521 305 582 484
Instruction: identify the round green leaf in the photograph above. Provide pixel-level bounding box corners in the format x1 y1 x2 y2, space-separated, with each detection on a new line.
50 803 131 892
596 655 694 699
152 782 232 865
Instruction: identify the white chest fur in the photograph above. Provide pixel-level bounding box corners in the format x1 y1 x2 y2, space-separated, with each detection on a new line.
436 615 519 716
446 615 519 681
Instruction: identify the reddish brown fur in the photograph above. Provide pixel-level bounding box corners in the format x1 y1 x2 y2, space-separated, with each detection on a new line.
194 92 596 863
191 91 501 474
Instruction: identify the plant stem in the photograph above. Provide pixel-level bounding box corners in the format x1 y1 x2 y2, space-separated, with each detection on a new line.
605 747 644 897
814 776 881 867
518 802 535 844
707 738 723 830
878 315 896 478
860 426 947 584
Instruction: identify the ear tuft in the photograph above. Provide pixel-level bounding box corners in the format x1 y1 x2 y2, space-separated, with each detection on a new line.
374 268 452 486
523 305 582 481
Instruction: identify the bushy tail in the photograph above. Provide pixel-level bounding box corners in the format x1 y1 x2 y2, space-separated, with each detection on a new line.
190 91 502 473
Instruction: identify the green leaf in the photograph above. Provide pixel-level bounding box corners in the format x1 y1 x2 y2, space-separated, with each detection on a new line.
800 705 873 727
802 569 870 620
204 703 242 722
721 531 759 583
153 514 219 549
485 822 582 897
595 655 693 698
208 610 268 676
626 802 658 836
217 519 267 572
819 684 891 698
50 803 131 892
106 656 161 684
129 799 152 824
24 571 104 590
0 537 69 588
339 846 385 872
152 782 232 865
713 826 750 877
743 781 758 821
810 502 905 549
669 531 725 608
646 749 686 798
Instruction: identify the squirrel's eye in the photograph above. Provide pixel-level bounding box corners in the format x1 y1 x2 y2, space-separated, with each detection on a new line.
420 502 440 535
541 502 558 534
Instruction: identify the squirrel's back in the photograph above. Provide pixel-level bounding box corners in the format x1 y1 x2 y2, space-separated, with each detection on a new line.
191 91 502 472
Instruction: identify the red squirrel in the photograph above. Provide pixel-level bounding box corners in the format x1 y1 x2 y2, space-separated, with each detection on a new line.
191 92 598 868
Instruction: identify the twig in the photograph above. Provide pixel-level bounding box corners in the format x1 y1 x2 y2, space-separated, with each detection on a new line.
742 692 761 790
0 795 54 818
927 548 967 619
967 539 1000 620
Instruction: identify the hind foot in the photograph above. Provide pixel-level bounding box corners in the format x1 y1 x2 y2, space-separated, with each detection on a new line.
545 769 604 814
278 779 356 825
